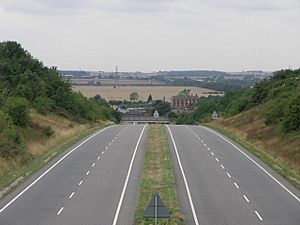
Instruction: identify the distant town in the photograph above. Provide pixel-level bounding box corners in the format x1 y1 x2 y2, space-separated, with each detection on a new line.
60 69 272 91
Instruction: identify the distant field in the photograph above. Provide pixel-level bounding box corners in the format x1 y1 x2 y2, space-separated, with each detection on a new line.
73 86 222 101
71 78 165 86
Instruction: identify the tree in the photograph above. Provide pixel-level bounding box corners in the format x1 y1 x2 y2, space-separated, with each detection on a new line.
35 96 54 115
281 93 300 132
4 97 30 127
153 100 171 116
147 94 153 102
129 92 139 102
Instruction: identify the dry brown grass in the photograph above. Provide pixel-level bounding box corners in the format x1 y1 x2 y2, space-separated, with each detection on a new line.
25 112 93 156
73 86 221 101
211 107 300 174
0 110 108 177
0 158 20 177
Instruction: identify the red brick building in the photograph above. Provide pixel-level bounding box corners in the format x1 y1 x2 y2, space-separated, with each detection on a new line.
171 94 199 111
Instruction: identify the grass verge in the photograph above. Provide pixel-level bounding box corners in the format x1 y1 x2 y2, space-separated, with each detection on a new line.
206 123 300 190
0 122 112 200
134 124 184 225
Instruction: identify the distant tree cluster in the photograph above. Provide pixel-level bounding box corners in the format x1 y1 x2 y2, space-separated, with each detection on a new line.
129 92 139 102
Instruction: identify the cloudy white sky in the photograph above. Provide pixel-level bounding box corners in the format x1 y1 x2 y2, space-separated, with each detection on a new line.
0 0 299 72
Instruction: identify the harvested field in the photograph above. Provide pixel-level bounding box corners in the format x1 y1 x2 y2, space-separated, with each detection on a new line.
73 86 222 101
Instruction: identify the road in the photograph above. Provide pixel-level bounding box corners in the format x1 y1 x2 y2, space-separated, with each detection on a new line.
166 125 300 225
0 124 148 225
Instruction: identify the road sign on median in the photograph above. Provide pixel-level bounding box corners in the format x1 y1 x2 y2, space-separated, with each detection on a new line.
143 193 170 219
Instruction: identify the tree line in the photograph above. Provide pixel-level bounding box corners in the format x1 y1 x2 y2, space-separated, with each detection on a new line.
0 41 119 158
175 69 300 133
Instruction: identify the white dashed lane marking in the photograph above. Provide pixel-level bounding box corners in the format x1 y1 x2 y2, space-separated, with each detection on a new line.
92 163 95 167
243 195 250 203
234 182 239 189
190 127 265 223
255 210 263 221
86 171 90 175
78 180 83 186
57 207 64 215
97 156 100 160
69 192 75 199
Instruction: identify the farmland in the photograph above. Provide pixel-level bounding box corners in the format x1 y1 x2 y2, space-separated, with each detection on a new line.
73 86 222 101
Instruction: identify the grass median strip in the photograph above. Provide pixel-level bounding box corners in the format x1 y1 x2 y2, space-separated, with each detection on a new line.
134 124 184 225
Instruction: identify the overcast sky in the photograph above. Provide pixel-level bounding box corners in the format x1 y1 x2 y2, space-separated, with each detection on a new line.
0 0 299 72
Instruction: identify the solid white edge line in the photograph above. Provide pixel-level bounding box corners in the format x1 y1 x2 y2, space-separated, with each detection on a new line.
166 125 200 225
255 210 263 221
200 126 300 203
111 125 147 225
57 207 64 215
0 125 113 214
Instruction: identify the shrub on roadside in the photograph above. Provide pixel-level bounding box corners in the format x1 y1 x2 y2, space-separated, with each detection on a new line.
0 111 27 158
4 96 30 127
35 96 55 115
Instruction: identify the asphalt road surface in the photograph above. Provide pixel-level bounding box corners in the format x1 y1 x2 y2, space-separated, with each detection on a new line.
166 125 300 225
0 124 148 225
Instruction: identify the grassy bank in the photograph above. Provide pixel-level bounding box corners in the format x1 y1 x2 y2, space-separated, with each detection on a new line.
134 124 184 225
207 109 300 189
0 111 112 199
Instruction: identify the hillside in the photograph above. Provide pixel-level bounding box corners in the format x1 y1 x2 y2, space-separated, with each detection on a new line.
176 69 300 187
0 41 117 196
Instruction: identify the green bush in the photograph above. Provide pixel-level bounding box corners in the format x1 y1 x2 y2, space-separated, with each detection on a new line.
263 99 284 125
281 93 300 132
4 97 30 127
0 111 26 158
35 96 54 115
